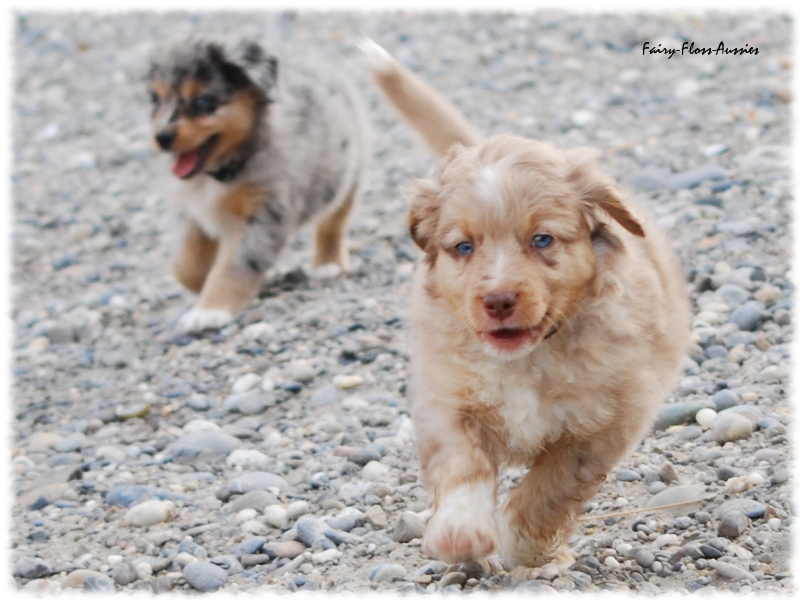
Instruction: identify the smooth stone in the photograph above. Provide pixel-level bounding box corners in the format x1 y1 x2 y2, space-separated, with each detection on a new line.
186 395 211 411
667 166 726 191
14 557 52 579
709 412 754 443
658 461 679 484
62 569 116 592
333 374 363 389
288 360 316 383
713 561 755 581
270 540 307 559
312 548 341 565
552 575 576 591
19 482 71 508
716 499 766 520
127 499 177 527
308 385 340 408
633 549 655 569
287 500 311 521
54 431 86 453
183 562 228 592
228 471 287 494
226 449 270 470
722 405 763 423
231 536 267 558
710 389 739 411
646 484 704 513
361 460 389 481
440 571 468 588
349 447 382 466
695 408 717 428
232 373 262 394
263 504 289 529
223 389 276 415
21 580 62 594
106 484 187 508
369 563 407 583
678 425 703 440
241 322 275 343
614 469 641 482
761 365 787 384
623 168 670 191
364 505 388 529
167 431 241 464
111 563 138 586
718 512 749 539
296 515 330 547
728 303 763 331
392 512 426 543
653 400 715 430
211 555 243 575
715 284 750 307
326 514 357 532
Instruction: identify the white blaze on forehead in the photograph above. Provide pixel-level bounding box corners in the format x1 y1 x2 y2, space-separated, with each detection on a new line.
477 163 505 209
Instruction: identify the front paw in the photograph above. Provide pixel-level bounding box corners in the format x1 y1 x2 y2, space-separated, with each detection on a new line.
423 483 497 563
178 308 234 333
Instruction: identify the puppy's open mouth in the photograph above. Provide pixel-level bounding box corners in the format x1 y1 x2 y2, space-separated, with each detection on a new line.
171 135 219 179
480 326 542 351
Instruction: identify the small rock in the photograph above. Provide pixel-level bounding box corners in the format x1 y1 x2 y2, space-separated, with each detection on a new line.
263 504 289 529
62 570 115 592
361 460 389 481
364 505 388 529
288 360 316 383
710 389 739 411
227 471 287 494
270 540 307 559
167 430 241 464
615 469 641 482
713 561 755 581
646 484 704 513
708 412 754 443
226 449 270 469
232 372 262 394
14 557 51 579
718 512 749 539
392 512 426 542
633 549 655 569
223 389 276 415
695 408 717 428
333 374 363 389
287 500 311 521
658 461 679 484
111 562 138 586
183 562 228 592
308 385 340 408
653 400 715 430
728 303 763 331
312 548 341 565
127 499 177 527
296 515 330 547
369 563 407 583
440 571 467 588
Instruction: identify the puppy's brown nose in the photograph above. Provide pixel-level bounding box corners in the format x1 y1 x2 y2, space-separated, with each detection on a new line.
483 291 519 320
155 130 176 150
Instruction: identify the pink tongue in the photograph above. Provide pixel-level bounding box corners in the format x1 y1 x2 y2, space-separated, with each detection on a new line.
172 150 200 178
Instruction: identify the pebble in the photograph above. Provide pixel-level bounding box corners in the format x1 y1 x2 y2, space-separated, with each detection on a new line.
112 563 138 586
615 469 641 482
369 563 407 583
718 512 749 538
228 471 287 494
307 385 340 408
126 499 177 527
14 557 51 579
392 512 426 542
728 303 764 331
287 500 311 521
183 561 229 592
229 490 278 512
263 504 289 529
364 505 389 529
633 549 655 569
223 389 276 415
62 570 116 592
296 515 330 546
695 408 717 428
288 359 316 383
710 389 740 411
232 372 262 394
713 561 755 581
333 374 364 389
361 460 389 481
167 430 242 464
708 412 755 443
312 548 341 565
271 540 307 559
653 400 714 430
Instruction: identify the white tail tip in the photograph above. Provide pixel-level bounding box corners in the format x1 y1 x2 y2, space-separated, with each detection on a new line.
356 35 394 74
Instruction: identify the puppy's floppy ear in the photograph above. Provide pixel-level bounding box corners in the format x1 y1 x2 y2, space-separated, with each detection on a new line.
408 177 443 252
566 150 644 238
223 40 280 103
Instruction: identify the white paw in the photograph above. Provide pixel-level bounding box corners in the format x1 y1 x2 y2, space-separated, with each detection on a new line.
178 308 234 333
423 482 498 563
305 263 342 280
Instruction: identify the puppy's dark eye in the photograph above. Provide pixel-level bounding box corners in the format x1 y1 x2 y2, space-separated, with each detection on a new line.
190 94 218 115
149 91 159 105
531 234 553 248
455 241 474 256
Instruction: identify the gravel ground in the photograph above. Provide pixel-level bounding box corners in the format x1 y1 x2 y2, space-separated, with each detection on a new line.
10 10 793 595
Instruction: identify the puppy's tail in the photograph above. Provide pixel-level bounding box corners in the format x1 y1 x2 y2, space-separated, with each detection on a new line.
358 36 480 156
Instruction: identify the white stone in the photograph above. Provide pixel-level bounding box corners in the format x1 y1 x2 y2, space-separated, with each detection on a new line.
126 500 177 527
312 548 342 565
333 374 363 389
288 360 316 383
361 461 389 481
746 472 766 486
604 556 620 569
232 373 262 394
695 408 717 429
287 501 311 521
226 449 270 470
263 505 289 529
134 561 153 579
183 419 220 433
107 555 124 567
241 322 275 343
236 508 259 523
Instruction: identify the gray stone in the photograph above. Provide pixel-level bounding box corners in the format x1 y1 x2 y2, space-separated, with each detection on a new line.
308 385 340 408
13 557 51 579
718 512 749 539
646 484 705 513
708 412 754 443
369 563 407 583
710 389 739 411
713 561 755 581
678 425 703 440
615 469 641 482
653 400 715 430
183 562 228 592
223 389 276 415
227 471 287 494
728 303 764 331
349 447 382 466
167 431 242 464
296 515 330 547
392 512 425 542
231 536 267 558
111 563 138 586
716 499 766 520
715 284 750 307
440 572 467 588
228 490 279 512
667 166 726 191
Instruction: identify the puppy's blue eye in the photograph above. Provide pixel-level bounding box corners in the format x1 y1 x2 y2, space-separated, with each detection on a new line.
190 95 218 115
455 241 474 256
532 234 553 248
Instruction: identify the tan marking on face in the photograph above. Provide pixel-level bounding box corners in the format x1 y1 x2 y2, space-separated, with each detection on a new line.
151 80 167 101
181 79 206 100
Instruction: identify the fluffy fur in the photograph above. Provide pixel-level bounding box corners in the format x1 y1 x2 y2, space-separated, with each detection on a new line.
363 39 690 568
148 37 367 331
